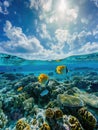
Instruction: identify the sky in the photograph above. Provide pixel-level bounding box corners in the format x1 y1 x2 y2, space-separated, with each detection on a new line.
0 0 98 60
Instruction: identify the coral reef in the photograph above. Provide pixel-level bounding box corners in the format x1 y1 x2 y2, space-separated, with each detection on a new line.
78 107 97 130
0 110 8 129
0 70 98 129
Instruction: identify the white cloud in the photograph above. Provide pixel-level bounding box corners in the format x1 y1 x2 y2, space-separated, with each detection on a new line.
66 8 78 20
78 42 98 53
29 0 52 12
41 7 78 25
55 29 69 42
31 0 79 26
0 21 69 60
3 1 9 7
55 29 91 47
93 25 98 39
1 21 98 60
0 0 9 15
37 24 51 39
2 21 44 54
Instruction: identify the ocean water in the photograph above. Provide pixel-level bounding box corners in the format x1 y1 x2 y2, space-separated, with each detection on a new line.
0 52 98 130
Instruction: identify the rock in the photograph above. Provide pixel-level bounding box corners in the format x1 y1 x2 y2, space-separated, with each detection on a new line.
57 94 84 108
72 87 98 108
23 97 34 111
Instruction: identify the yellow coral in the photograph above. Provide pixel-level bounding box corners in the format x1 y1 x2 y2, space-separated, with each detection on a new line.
68 116 83 130
54 109 63 119
78 107 97 128
16 119 30 130
45 108 54 118
40 123 51 130
38 74 48 84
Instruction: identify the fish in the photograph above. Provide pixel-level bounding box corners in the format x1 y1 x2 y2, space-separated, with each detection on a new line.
38 73 49 84
40 89 49 97
55 59 61 62
56 65 69 74
17 86 23 92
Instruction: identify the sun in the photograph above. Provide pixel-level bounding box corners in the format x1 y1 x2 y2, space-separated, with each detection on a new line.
58 0 67 13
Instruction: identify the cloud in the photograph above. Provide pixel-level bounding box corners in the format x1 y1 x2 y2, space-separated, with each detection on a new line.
39 7 78 25
37 23 51 40
3 1 9 7
55 29 92 49
29 0 78 26
1 21 44 56
29 0 52 12
55 29 69 42
0 21 67 60
93 25 98 39
1 21 98 60
78 42 98 53
0 0 9 15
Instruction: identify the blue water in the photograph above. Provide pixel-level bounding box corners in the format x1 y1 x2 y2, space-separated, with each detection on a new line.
0 52 98 80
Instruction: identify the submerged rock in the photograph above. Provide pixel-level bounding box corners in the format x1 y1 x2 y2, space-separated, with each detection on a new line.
57 94 84 108
73 87 98 108
23 97 34 111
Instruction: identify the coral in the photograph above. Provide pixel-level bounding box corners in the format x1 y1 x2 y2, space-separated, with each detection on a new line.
31 118 37 126
40 123 51 130
0 110 8 129
45 108 54 118
54 109 63 119
78 107 97 129
0 101 2 109
16 119 30 130
46 100 59 108
68 115 83 130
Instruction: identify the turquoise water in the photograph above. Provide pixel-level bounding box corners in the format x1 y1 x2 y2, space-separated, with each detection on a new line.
0 52 98 130
0 52 98 80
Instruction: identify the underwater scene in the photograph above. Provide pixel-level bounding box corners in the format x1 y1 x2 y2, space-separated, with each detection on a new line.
0 52 98 130
0 0 98 130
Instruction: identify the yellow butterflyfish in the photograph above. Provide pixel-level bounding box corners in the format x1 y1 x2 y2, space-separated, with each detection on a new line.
38 73 49 84
17 86 23 92
56 65 68 74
